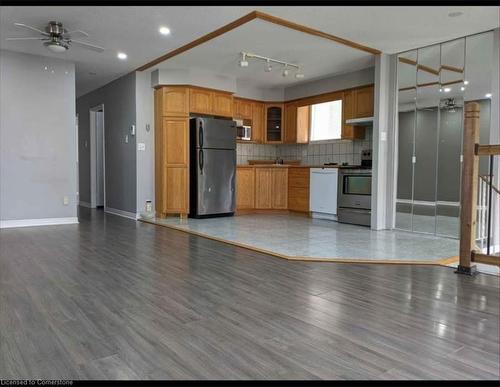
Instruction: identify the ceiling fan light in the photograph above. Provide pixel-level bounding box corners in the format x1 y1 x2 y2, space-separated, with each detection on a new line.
44 41 68 53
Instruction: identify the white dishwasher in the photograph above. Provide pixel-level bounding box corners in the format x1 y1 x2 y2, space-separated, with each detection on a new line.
310 168 338 220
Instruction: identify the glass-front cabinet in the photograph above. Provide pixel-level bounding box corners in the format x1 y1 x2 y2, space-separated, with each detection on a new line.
265 104 283 143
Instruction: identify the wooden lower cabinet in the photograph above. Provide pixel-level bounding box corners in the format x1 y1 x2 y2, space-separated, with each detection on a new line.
236 167 255 209
272 168 288 209
255 168 273 209
237 167 289 211
288 168 310 213
165 167 188 213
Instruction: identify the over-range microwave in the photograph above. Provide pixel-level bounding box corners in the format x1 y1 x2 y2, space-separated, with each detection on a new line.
235 119 252 141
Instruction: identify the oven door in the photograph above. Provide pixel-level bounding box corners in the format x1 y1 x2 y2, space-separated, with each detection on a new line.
338 173 372 209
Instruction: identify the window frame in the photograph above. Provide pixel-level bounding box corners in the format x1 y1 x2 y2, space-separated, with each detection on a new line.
308 97 344 144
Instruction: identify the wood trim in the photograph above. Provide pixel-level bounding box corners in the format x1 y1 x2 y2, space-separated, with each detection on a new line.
459 102 481 270
475 144 500 156
137 11 258 71
137 10 381 71
471 251 500 266
253 11 381 55
441 64 464 73
140 217 457 266
398 79 463 91
398 58 463 75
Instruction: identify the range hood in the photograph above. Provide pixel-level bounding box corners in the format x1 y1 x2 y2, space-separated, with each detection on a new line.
345 116 374 126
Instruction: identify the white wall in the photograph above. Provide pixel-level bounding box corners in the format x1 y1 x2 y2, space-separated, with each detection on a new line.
0 50 78 227
284 67 375 101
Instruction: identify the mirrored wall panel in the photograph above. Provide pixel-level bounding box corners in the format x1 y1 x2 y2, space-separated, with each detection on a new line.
395 31 493 238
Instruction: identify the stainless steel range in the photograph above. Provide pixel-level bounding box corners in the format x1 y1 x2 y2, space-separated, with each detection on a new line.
337 149 372 227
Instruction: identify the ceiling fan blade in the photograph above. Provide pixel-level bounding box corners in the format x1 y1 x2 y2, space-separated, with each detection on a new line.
6 37 47 41
14 22 49 36
69 40 105 52
63 30 89 38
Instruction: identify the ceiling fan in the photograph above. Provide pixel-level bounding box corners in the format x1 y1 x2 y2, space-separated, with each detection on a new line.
5 21 105 53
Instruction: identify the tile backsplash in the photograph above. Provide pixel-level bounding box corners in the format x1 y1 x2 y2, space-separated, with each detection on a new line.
236 129 372 166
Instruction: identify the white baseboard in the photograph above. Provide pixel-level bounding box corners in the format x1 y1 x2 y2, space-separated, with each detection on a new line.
0 217 79 229
79 201 93 208
105 207 137 220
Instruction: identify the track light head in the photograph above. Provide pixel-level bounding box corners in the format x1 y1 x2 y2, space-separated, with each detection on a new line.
239 52 248 67
265 59 272 72
295 72 304 79
282 66 289 77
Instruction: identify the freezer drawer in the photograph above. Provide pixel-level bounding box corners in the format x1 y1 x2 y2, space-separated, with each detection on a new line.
309 168 338 215
337 207 371 227
191 148 236 217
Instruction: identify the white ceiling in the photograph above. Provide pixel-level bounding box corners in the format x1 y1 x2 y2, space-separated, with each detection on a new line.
1 5 498 97
149 18 375 89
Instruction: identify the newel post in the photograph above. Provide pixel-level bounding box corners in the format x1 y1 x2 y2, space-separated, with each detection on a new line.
456 102 480 275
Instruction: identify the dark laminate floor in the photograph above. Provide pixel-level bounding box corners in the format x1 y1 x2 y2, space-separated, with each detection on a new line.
0 208 499 380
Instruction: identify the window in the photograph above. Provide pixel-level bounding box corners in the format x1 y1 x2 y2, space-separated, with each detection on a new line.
309 99 343 142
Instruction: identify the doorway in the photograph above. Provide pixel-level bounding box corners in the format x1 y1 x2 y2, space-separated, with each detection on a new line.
90 105 105 209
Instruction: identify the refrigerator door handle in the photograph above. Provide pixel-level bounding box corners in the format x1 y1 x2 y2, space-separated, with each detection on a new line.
198 121 204 148
199 149 204 175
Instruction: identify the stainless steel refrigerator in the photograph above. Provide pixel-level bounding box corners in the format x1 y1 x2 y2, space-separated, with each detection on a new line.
189 117 236 218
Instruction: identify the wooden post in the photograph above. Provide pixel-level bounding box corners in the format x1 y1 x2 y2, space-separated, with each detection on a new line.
456 102 480 275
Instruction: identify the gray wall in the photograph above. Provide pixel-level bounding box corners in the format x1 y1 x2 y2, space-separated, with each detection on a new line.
135 71 155 215
0 50 77 221
77 72 137 214
284 67 375 101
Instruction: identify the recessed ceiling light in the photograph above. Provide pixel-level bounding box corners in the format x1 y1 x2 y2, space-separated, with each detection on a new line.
117 52 127 60
485 93 492 98
443 87 451 93
448 11 463 17
460 86 465 91
463 80 469 85
159 26 171 35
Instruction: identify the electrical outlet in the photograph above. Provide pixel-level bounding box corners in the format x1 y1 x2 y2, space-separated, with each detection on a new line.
63 196 69 205
137 143 146 151
125 134 129 144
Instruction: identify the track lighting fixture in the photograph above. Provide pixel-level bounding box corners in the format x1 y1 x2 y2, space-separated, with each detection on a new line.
238 51 304 79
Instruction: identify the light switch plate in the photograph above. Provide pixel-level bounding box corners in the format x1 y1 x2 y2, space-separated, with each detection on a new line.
130 125 136 136
138 143 146 151
63 196 69 205
125 134 129 144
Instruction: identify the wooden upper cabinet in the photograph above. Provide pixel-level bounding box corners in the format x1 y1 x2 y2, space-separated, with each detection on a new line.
255 168 273 209
234 98 253 119
283 102 297 144
296 105 310 144
189 88 212 115
252 102 265 143
355 85 374 118
265 104 284 143
212 92 233 117
342 89 365 140
236 167 255 210
163 117 189 166
272 168 288 209
161 86 189 117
